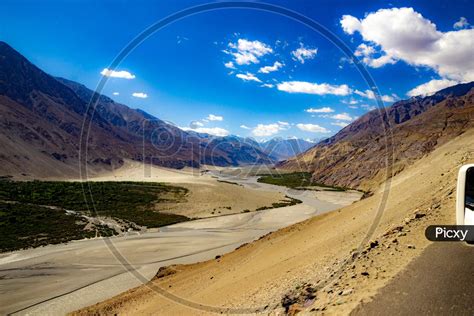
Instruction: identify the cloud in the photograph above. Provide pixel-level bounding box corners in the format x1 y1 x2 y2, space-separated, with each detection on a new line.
453 17 470 29
112 92 119 96
101 68 135 79
329 113 354 121
189 121 204 129
277 81 351 96
296 123 330 133
261 83 274 88
252 121 290 137
331 121 349 128
354 43 396 68
291 44 318 63
342 99 358 105
406 79 459 97
340 7 474 81
228 38 273 65
340 14 362 35
236 72 262 83
361 104 377 111
224 61 236 69
240 125 251 130
206 114 223 121
259 61 283 73
132 92 148 98
305 107 335 113
355 89 397 102
181 127 229 137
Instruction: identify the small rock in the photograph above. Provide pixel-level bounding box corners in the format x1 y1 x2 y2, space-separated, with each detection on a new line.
414 212 426 219
339 288 353 296
391 238 398 243
303 299 315 307
361 271 369 276
398 232 407 237
407 244 416 249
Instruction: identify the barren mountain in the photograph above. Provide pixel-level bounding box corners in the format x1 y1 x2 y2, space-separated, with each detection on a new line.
0 42 272 178
278 82 474 191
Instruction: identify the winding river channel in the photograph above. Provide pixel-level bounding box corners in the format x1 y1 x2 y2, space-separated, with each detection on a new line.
0 171 361 315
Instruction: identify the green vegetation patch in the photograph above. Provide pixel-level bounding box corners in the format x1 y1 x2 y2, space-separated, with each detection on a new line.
0 181 190 252
0 202 112 252
255 195 302 211
257 172 347 191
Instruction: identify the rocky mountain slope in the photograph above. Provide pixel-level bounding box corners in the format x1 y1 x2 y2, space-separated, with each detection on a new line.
278 82 474 191
0 42 272 178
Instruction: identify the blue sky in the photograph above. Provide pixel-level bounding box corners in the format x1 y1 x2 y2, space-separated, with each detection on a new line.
1 0 473 141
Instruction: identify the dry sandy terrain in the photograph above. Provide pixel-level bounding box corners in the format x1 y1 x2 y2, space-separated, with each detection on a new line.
0 162 360 315
60 160 290 218
75 129 474 315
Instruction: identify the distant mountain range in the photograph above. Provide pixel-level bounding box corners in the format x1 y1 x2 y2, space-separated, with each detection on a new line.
2 40 472 184
279 81 474 191
260 138 315 160
0 41 275 177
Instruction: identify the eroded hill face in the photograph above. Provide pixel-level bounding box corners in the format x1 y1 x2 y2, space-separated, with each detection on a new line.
0 42 273 178
278 82 474 191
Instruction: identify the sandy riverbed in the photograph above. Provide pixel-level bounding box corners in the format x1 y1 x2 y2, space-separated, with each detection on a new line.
0 163 360 315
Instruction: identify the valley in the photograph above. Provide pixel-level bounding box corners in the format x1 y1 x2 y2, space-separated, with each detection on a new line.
0 5 473 313
0 163 360 315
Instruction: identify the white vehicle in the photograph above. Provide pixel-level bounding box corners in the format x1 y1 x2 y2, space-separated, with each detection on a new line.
456 164 474 226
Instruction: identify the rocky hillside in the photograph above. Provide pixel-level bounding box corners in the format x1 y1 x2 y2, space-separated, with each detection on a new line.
0 41 272 178
278 82 474 191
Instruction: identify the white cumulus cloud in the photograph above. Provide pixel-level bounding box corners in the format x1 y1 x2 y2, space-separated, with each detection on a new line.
277 81 352 96
355 89 397 102
331 121 349 128
259 61 283 73
252 122 290 137
132 92 148 98
236 72 262 83
189 121 204 129
296 123 330 133
101 68 136 79
240 125 251 130
291 44 318 63
406 79 459 97
330 113 354 121
453 17 470 29
224 61 236 69
112 92 119 96
206 114 223 121
305 107 335 113
340 7 474 81
228 38 273 65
